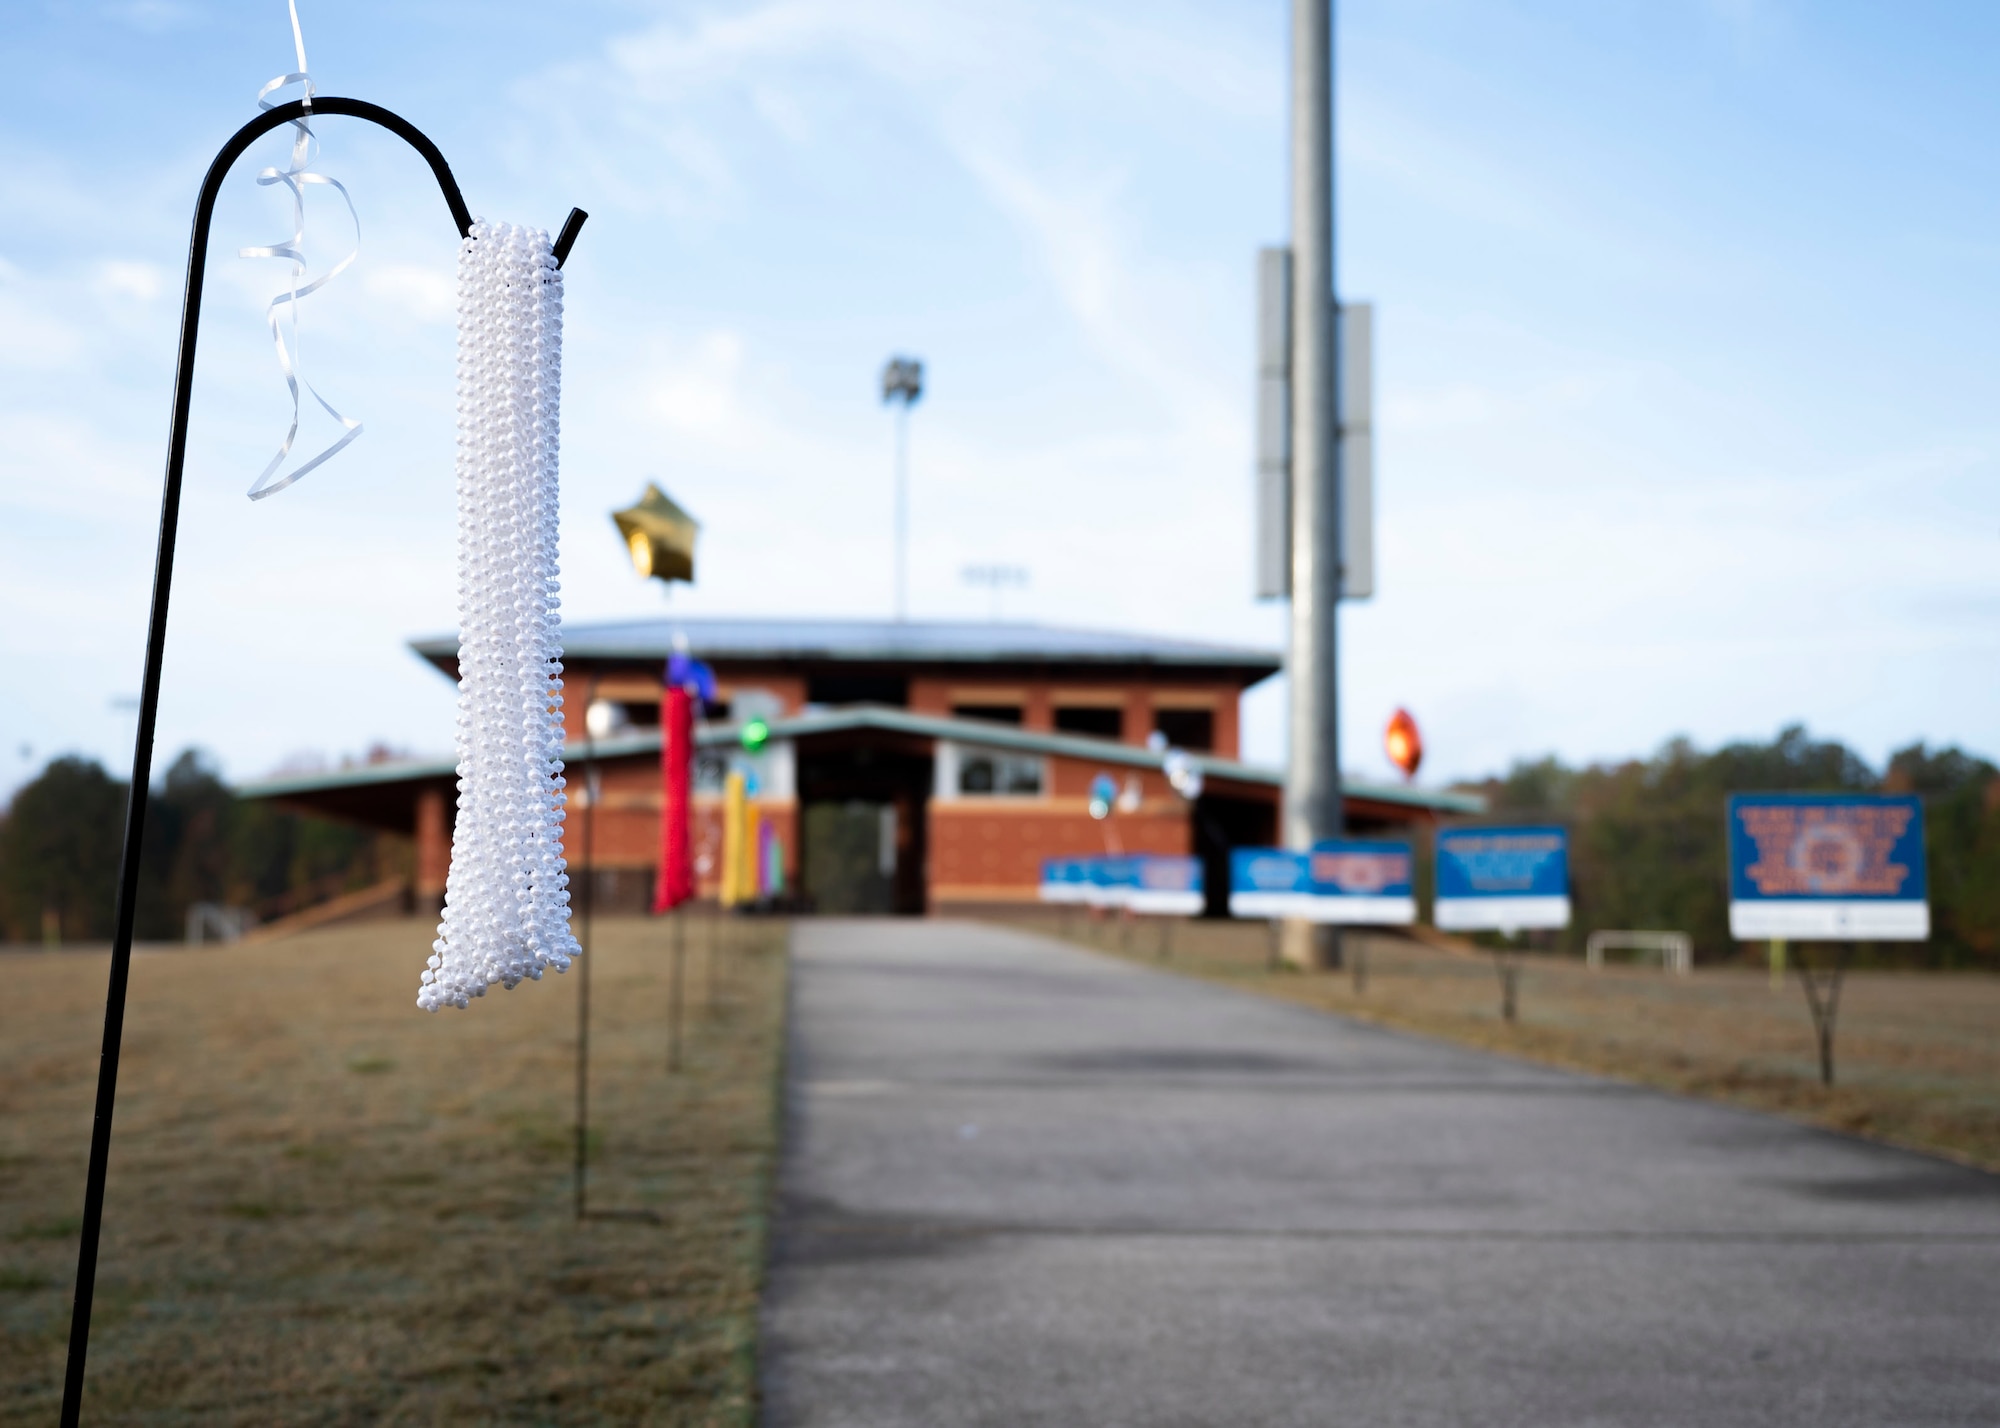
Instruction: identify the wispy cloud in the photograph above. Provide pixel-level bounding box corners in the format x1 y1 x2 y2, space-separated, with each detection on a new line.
360 264 454 324
103 0 207 34
93 260 166 303
1698 0 1791 56
523 0 1257 443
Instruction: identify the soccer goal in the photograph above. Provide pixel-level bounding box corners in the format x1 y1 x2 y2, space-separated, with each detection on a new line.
1585 930 1693 975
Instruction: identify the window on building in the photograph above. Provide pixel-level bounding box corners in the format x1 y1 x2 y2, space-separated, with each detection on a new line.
620 700 662 727
1054 706 1123 740
958 752 1044 796
952 703 1023 725
693 751 730 793
807 674 909 707
1153 707 1214 752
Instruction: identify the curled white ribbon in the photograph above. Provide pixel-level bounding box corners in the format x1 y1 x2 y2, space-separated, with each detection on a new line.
240 1 362 501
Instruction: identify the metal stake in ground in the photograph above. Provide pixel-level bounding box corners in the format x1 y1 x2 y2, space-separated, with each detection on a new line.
1795 942 1851 1087
706 898 720 1012
1493 942 1522 1023
573 730 599 1223
668 907 688 1073
55 94 583 1428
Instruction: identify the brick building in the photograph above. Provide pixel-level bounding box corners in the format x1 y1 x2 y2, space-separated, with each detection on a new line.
243 617 1479 916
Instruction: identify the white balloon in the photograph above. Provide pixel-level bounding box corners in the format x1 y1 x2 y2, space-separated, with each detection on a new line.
585 699 626 739
1163 749 1204 802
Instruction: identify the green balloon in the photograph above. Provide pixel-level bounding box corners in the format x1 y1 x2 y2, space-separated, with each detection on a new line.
740 717 770 754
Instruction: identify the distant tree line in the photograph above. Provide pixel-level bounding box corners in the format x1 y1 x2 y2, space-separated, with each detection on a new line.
7 727 1997 965
1455 725 2000 968
0 750 407 944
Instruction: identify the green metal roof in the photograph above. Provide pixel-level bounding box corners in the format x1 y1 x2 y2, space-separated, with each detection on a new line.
734 706 1484 812
410 616 1282 679
237 710 1483 817
235 731 661 801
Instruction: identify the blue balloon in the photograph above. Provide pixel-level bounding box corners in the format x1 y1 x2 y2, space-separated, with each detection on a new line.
665 653 717 705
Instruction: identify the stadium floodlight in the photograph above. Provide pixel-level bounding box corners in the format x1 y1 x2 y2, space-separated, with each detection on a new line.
882 356 924 404
880 355 924 620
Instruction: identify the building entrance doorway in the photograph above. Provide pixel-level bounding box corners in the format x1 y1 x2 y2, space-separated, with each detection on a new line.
803 803 896 914
797 742 932 915
1193 792 1279 919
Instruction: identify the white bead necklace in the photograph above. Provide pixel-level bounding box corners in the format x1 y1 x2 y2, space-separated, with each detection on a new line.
419 220 579 1011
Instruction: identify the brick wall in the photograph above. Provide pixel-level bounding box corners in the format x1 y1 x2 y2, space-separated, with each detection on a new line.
930 754 1196 903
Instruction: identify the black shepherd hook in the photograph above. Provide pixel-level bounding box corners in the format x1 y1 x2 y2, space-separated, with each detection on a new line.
58 96 586 1426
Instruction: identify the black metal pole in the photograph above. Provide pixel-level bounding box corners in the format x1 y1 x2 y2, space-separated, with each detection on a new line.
1795 942 1849 1088
60 96 583 1427
706 894 719 1011
574 677 600 1222
574 774 594 1219
668 907 687 1073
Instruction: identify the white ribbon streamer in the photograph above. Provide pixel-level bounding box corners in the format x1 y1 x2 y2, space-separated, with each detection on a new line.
240 1 363 501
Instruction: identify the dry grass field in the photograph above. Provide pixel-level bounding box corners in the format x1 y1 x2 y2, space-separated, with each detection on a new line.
996 911 2000 1173
1 913 788 1427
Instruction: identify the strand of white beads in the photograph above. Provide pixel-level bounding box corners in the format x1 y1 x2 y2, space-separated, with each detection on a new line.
419 220 578 1012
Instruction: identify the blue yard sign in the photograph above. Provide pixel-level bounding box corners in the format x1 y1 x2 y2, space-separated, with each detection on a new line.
1043 855 1202 915
1087 856 1140 909
1227 841 1416 924
1434 826 1571 932
1038 858 1093 905
1726 793 1929 941
1128 855 1204 915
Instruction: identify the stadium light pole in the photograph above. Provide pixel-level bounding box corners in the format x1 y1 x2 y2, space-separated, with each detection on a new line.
1284 0 1345 970
881 356 924 621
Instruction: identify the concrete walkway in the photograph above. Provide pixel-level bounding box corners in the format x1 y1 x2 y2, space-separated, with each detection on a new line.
760 920 2000 1427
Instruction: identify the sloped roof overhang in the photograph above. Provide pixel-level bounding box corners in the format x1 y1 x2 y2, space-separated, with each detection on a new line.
238 707 1484 819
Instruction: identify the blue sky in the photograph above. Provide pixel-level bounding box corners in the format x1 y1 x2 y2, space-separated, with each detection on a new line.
3 0 1997 801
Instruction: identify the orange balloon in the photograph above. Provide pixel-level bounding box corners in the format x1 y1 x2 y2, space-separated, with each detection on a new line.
1384 707 1423 779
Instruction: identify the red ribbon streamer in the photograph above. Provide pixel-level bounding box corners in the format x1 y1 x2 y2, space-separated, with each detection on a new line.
654 686 695 913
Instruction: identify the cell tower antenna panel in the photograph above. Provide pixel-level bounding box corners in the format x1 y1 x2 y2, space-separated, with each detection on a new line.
1255 248 1293 601
1251 260 1373 603
1338 301 1373 601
